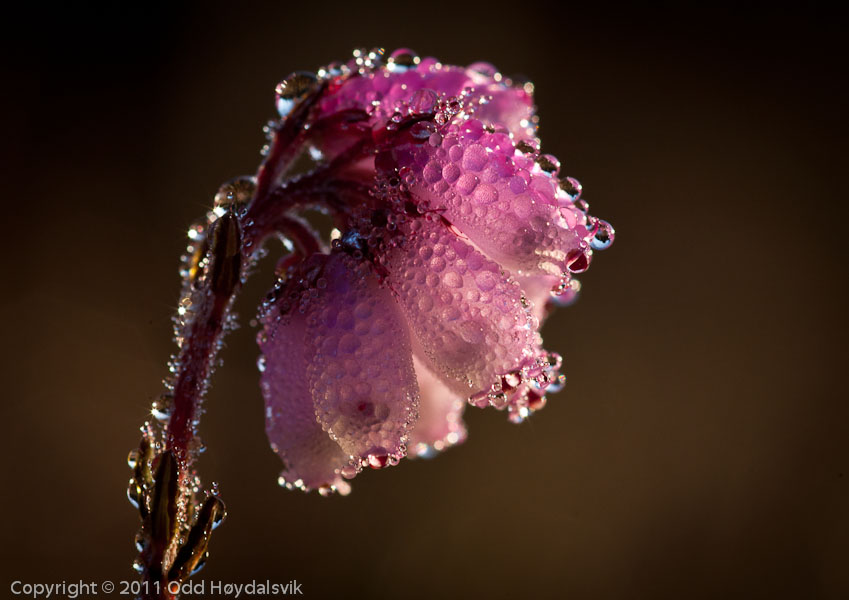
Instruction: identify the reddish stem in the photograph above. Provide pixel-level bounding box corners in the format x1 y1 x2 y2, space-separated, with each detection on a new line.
135 86 374 600
166 213 242 462
252 81 328 212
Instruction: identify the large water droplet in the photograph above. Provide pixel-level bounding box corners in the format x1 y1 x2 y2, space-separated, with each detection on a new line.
387 48 420 72
566 250 590 274
468 62 498 78
275 72 318 118
590 219 615 250
366 448 389 469
537 154 560 176
559 176 582 200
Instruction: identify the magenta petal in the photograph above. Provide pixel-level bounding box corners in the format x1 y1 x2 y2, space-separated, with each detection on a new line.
387 116 590 279
408 356 467 457
316 63 471 128
306 253 419 465
260 286 351 495
310 57 536 160
381 217 538 397
466 72 537 141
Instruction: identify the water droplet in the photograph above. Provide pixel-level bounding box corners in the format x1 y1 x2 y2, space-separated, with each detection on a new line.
151 395 172 422
387 48 420 72
502 371 522 391
410 88 437 114
566 250 590 274
527 390 546 411
515 140 538 155
551 278 581 306
537 154 560 175
340 464 358 479
590 219 615 250
214 176 256 209
366 448 389 469
490 392 508 409
559 176 582 200
127 478 142 509
468 62 498 78
275 72 319 118
127 450 139 470
469 390 490 409
546 373 566 393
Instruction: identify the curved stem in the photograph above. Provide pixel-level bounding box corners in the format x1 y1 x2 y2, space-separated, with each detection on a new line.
167 212 243 461
135 213 243 600
132 87 374 600
253 81 328 205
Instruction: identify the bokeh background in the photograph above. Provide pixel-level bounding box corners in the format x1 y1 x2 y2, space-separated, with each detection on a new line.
4 2 847 598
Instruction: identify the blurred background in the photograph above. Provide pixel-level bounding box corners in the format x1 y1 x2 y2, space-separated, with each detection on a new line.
3 2 847 598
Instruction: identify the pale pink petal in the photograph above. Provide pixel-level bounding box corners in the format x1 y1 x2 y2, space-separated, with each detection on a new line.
384 114 594 279
306 252 419 468
310 54 536 158
516 273 560 324
408 356 467 457
260 275 351 495
466 61 537 141
380 216 539 397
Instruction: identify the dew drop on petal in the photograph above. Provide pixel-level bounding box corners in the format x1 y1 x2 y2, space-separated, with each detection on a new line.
275 71 319 118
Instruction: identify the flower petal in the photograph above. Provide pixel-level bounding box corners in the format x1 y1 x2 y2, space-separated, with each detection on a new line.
408 356 467 457
380 216 538 397
466 62 537 141
306 252 419 468
384 114 593 279
260 278 351 495
310 57 536 159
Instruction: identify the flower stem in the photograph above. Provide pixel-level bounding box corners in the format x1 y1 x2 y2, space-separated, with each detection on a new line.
133 212 243 599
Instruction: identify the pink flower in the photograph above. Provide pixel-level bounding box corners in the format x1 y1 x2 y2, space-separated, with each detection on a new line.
258 49 615 494
128 48 615 591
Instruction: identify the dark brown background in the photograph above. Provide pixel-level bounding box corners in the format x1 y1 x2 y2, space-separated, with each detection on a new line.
4 2 847 598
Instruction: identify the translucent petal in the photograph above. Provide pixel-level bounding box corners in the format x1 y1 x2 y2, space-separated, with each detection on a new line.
311 59 536 156
380 216 539 397
516 273 560 324
408 356 467 457
385 115 594 278
260 289 351 494
306 253 419 464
